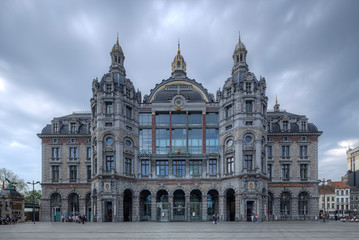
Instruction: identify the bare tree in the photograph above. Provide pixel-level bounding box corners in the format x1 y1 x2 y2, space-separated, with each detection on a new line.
0 168 28 194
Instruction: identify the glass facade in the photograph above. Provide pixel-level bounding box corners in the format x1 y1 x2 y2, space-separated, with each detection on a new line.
188 112 202 126
188 128 202 154
156 113 169 126
206 128 219 153
155 129 170 154
206 112 218 126
139 129 152 154
171 128 186 152
172 112 186 126
139 113 152 126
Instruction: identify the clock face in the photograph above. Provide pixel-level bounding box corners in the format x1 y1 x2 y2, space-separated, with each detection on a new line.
174 97 183 107
227 139 233 147
125 139 132 147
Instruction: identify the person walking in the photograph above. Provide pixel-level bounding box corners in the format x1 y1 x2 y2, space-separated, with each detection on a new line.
212 214 217 224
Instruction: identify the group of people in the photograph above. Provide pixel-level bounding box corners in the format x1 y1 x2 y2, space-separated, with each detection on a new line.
212 214 220 224
0 215 18 225
61 214 87 224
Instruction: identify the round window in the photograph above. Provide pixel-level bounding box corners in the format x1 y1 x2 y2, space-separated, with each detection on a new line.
125 140 132 147
106 137 113 145
226 139 233 147
245 136 252 143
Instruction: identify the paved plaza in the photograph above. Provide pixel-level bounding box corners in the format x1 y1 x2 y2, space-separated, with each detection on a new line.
0 221 358 240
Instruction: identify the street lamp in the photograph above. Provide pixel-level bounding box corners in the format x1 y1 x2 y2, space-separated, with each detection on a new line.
27 180 40 224
318 178 327 221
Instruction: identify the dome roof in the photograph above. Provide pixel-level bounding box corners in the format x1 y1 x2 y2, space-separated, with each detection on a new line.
112 37 124 55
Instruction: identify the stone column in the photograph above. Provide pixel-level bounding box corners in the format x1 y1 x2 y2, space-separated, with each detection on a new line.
79 197 86 216
219 194 225 221
168 195 174 221
235 194 241 221
151 195 157 221
132 194 139 221
185 195 190 221
201 195 208 221
118 195 123 222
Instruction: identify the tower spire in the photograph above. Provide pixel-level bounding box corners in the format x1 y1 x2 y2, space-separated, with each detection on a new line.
238 31 241 43
117 33 119 44
178 38 180 53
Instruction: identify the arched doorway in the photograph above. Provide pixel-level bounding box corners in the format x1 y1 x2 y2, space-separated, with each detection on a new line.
123 189 132 222
173 189 185 221
298 192 309 218
268 192 274 220
226 188 235 221
280 192 291 220
207 189 219 220
189 189 202 221
68 193 79 217
50 193 61 222
140 190 151 221
85 193 91 222
156 189 169 221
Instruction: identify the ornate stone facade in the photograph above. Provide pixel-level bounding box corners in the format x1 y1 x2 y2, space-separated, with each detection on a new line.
39 34 322 222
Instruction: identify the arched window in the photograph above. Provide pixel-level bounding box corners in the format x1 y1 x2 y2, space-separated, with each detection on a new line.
280 192 291 216
298 192 309 215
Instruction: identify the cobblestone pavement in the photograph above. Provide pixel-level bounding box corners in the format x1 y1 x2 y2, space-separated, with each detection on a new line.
0 221 358 240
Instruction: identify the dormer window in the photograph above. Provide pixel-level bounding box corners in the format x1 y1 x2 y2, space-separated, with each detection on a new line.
126 89 131 98
177 61 180 68
245 82 251 93
301 121 307 131
70 122 77 133
283 121 288 131
53 123 59 133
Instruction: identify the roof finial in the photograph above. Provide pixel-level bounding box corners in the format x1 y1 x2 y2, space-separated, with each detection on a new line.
275 94 278 104
238 31 241 43
117 33 119 45
178 38 180 53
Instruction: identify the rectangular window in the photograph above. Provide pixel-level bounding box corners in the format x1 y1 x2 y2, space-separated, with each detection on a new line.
245 82 251 93
172 112 186 126
300 164 308 181
206 112 218 126
267 146 272 158
171 129 187 152
225 105 233 118
139 129 152 154
69 147 78 160
106 84 112 92
70 123 77 133
245 100 253 113
188 128 202 154
87 165 91 181
332 196 335 201
244 155 253 170
141 160 149 176
267 164 272 178
106 156 114 171
283 121 288 131
188 112 202 126
53 123 59 133
209 159 217 175
126 106 132 119
173 160 185 176
155 129 170 154
346 190 348 195
125 158 132 175
105 102 113 114
332 203 335 209
156 160 168 176
281 146 290 158
69 165 77 182
301 121 307 131
282 164 290 181
52 166 59 182
226 157 234 174
155 113 170 126
139 113 152 126
189 160 202 177
126 88 131 98
206 128 219 153
52 147 61 159
299 146 308 157
87 147 91 160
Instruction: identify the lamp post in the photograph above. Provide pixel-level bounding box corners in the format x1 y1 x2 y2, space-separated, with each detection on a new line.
318 178 327 221
27 180 40 224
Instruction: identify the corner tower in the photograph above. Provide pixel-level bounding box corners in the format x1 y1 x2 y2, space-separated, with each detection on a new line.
218 33 268 221
90 37 140 222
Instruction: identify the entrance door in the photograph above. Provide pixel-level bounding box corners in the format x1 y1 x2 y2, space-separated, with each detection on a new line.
156 202 170 222
54 207 61 222
247 201 253 222
105 202 112 222
173 190 185 221
188 202 201 221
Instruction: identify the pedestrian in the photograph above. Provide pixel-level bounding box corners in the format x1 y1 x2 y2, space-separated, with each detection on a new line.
212 214 217 224
251 215 254 222
217 214 220 224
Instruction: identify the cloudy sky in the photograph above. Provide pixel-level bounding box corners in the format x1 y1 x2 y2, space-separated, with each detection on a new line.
1 0 359 189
